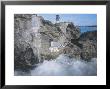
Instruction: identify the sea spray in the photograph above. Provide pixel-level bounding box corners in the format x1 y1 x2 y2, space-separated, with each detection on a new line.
30 54 97 76
15 54 97 76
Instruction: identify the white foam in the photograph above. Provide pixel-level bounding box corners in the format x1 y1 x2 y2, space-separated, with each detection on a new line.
30 54 97 76
15 54 97 76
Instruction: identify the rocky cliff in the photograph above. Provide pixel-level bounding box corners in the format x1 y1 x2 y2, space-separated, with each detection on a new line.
14 14 97 71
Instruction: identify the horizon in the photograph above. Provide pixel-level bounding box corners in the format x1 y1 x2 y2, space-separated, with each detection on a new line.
38 14 97 26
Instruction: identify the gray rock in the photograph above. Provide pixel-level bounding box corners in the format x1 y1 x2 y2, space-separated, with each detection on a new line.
80 40 97 61
14 14 39 71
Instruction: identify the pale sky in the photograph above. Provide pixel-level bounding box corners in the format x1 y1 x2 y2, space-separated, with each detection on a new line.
38 14 97 26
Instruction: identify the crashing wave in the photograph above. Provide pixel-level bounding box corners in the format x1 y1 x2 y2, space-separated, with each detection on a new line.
15 54 97 76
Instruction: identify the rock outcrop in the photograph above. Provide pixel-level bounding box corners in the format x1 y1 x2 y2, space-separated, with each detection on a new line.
14 14 97 71
79 31 97 61
14 14 38 71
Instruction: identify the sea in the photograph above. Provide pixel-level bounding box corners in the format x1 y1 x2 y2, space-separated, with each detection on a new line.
79 26 97 33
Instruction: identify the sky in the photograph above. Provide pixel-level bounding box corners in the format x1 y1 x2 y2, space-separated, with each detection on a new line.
38 14 97 26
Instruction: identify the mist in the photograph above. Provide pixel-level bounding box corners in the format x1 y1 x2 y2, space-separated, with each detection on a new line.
15 54 97 76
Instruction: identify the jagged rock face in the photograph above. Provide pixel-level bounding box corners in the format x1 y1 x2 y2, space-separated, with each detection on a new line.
14 46 37 71
81 40 97 61
14 14 61 70
66 23 80 39
38 21 61 58
58 22 80 39
14 14 39 71
63 45 81 59
56 22 81 59
79 31 97 60
56 22 80 47
80 41 97 61
61 31 97 60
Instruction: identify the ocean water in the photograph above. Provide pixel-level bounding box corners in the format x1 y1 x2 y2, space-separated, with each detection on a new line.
15 54 97 76
79 26 97 33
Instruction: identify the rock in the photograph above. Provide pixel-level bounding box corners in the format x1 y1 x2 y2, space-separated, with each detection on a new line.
14 46 38 71
61 30 97 60
55 22 81 59
80 31 97 42
63 44 81 59
42 20 55 26
14 14 61 70
14 14 39 71
79 31 97 60
80 40 97 61
56 22 80 39
55 22 80 48
66 23 80 39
